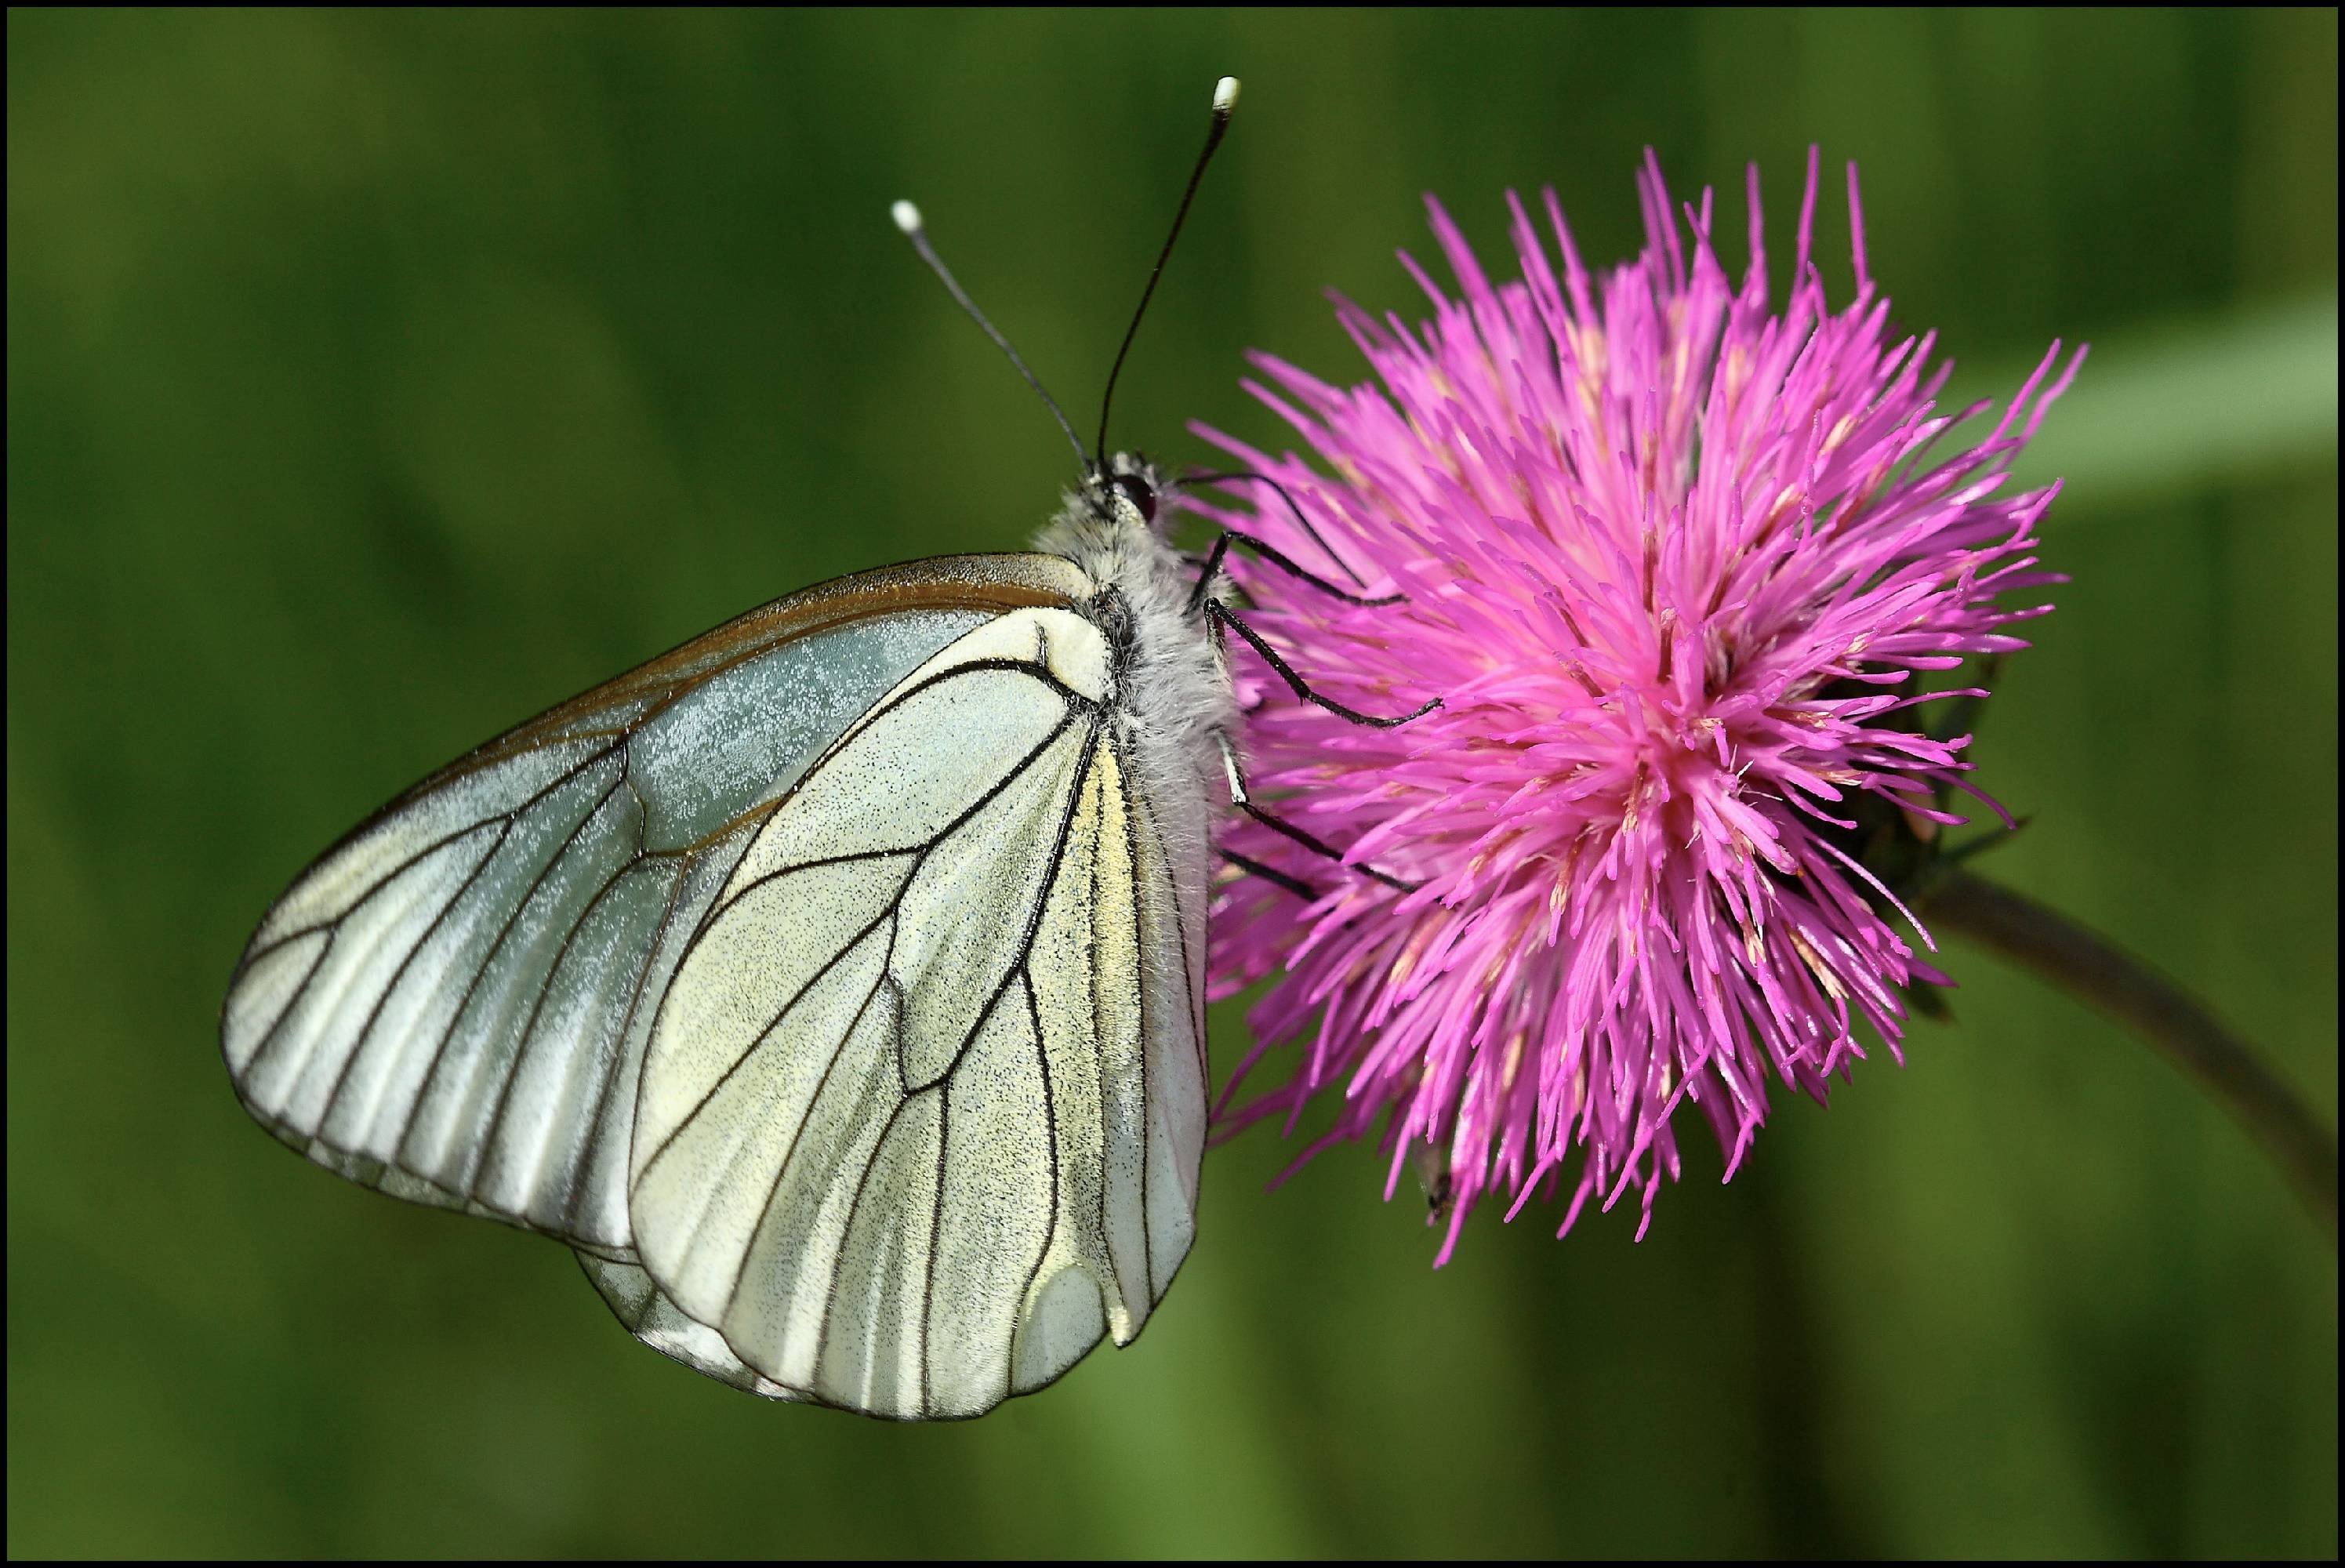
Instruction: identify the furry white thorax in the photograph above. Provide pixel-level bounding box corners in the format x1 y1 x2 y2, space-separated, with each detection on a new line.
1031 453 1233 824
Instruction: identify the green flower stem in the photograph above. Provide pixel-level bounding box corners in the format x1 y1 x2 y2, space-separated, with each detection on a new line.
1918 867 2338 1247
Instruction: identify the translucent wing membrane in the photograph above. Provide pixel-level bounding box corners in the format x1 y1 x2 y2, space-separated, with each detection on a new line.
222 554 1088 1260
627 607 1206 1418
579 1254 805 1400
221 554 1206 1419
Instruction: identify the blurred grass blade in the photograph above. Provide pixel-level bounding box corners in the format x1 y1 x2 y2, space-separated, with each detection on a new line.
1958 290 2338 514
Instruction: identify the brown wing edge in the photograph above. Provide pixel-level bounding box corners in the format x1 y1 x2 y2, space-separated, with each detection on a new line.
227 550 1095 958
403 552 1097 800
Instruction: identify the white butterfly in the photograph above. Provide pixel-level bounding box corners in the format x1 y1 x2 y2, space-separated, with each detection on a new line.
220 77 1416 1420
227 476 1223 1419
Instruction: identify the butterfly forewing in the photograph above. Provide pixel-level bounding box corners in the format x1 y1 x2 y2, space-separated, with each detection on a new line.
221 554 1089 1261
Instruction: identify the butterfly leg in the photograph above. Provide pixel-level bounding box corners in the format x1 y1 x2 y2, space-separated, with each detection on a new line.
1203 600 1438 729
1214 728 1419 895
1182 529 1403 616
1168 470 1388 597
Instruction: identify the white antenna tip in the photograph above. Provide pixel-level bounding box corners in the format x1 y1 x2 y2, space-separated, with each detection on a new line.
890 199 923 235
1214 76 1240 114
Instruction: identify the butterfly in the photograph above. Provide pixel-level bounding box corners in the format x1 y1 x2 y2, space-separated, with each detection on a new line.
220 77 1423 1420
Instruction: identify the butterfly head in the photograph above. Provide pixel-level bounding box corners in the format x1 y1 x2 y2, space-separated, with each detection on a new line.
1091 451 1163 533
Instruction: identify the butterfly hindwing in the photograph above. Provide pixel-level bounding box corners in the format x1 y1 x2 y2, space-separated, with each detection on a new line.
627 607 1204 1417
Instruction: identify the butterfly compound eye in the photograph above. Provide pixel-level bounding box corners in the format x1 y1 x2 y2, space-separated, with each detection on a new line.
1109 473 1157 524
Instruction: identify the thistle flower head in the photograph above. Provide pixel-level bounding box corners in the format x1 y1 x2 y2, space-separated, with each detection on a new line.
1192 151 2079 1261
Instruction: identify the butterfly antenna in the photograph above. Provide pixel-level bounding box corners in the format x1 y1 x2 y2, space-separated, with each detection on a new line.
891 199 1089 470
1095 75 1239 466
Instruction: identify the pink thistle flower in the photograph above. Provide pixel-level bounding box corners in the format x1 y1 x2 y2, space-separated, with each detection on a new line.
1189 150 2081 1261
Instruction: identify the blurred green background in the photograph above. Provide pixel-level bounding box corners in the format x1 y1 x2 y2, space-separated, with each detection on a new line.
9 9 2336 1557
